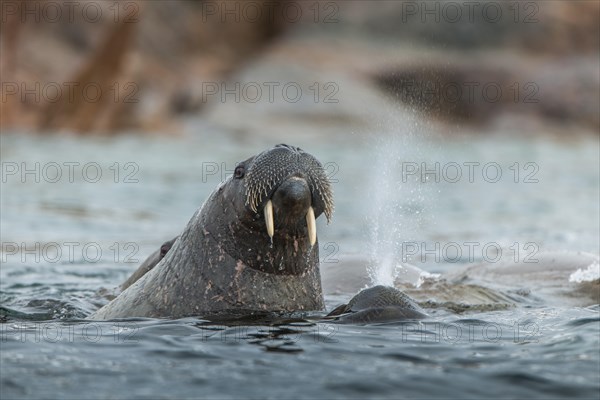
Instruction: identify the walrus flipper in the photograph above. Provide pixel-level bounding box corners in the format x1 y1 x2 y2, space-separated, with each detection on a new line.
120 237 178 291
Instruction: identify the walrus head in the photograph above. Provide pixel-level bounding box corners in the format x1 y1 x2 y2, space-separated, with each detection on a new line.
208 144 334 275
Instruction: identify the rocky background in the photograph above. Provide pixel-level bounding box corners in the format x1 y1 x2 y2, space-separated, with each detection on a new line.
1 0 598 136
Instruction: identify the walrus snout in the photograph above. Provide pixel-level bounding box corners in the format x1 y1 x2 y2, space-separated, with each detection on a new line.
243 144 334 246
272 177 311 213
271 176 311 220
263 176 317 246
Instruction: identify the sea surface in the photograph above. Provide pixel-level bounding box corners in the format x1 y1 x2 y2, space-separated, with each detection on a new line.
1 128 599 399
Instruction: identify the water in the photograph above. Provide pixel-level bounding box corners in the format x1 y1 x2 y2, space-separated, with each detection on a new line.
1 130 599 399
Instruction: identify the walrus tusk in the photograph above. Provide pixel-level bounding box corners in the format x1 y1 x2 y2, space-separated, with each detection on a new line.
264 200 275 239
306 206 317 246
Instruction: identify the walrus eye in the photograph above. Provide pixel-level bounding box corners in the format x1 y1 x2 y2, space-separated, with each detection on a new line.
160 245 170 257
234 165 245 179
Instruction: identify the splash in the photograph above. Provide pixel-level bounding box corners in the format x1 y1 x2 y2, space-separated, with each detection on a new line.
366 120 434 287
569 258 600 283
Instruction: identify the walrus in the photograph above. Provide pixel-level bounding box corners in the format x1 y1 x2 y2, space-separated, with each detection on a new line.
120 237 177 291
91 144 337 319
325 285 427 323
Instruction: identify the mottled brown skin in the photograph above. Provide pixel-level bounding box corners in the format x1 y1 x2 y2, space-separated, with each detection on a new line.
90 144 333 320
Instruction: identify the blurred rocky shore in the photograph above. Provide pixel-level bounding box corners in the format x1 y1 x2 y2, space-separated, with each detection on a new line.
1 0 598 135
